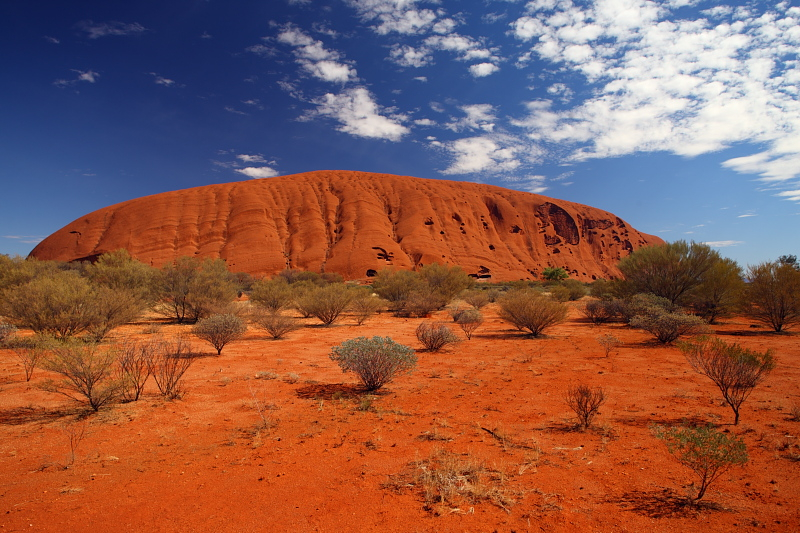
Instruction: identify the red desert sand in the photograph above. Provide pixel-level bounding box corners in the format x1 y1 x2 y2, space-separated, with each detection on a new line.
30 170 662 281
1 304 798 532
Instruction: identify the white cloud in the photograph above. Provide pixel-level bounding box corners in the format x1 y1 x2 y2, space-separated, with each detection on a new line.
311 87 409 141
508 1 800 200
389 44 433 67
276 26 357 83
150 73 176 86
54 69 99 87
236 167 280 179
447 104 496 132
237 154 268 164
77 20 146 39
469 63 500 77
438 135 525 175
777 189 800 202
703 240 744 247
345 0 437 35
503 174 548 194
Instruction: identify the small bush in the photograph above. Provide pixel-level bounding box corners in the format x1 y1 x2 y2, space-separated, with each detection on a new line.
542 266 568 281
565 384 605 430
304 283 354 326
549 285 571 302
249 277 294 312
41 340 120 411
252 310 300 339
416 322 461 351
596 334 622 358
462 290 490 309
619 293 676 323
330 336 416 391
192 313 247 355
679 336 775 425
652 424 748 503
6 334 51 382
116 337 159 402
629 310 707 344
456 309 483 340
0 321 17 343
150 336 195 400
497 290 568 337
349 291 385 325
403 288 447 317
579 299 618 325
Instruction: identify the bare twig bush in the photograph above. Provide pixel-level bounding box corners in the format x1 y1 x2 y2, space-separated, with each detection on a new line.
565 383 605 430
456 309 483 340
579 299 618 325
596 334 622 358
679 336 776 425
252 310 300 339
652 424 748 503
116 337 160 402
330 336 416 391
60 419 88 466
41 340 120 411
0 321 17 343
191 313 246 355
6 334 51 382
150 336 195 400
416 322 461 351
497 289 568 337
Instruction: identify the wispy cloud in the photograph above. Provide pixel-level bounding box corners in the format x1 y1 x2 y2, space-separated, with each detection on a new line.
54 69 99 88
236 167 279 179
703 240 744 248
508 1 800 200
309 87 409 141
344 0 439 35
77 20 146 39
2 235 44 244
149 73 177 87
276 25 357 83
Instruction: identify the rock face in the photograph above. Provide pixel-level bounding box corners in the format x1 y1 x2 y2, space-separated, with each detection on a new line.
30 170 663 281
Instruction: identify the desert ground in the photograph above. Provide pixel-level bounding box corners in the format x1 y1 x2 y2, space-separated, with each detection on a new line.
1 303 798 532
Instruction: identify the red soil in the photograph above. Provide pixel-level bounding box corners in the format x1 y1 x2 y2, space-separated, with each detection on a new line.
29 171 662 281
1 306 798 532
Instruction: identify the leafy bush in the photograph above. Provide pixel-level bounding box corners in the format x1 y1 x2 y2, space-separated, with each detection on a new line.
497 290 568 337
192 313 247 355
542 266 568 281
41 340 120 411
329 336 416 391
690 258 744 323
156 257 238 323
741 261 800 332
250 277 294 312
403 287 448 317
417 263 473 303
549 285 571 302
619 293 676 323
455 309 483 340
349 290 385 325
679 336 775 425
416 322 460 351
629 309 707 344
579 299 618 325
565 384 605 430
303 283 354 326
371 269 423 311
252 310 300 340
652 424 748 503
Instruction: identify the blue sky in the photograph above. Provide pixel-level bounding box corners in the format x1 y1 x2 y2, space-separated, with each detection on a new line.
2 0 798 267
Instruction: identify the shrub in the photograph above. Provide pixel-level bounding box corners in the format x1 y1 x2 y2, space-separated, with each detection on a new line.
5 334 51 382
629 310 707 344
497 290 568 337
652 424 748 503
462 289 490 309
403 287 448 317
372 269 424 311
690 258 744 323
116 337 159 402
549 285 571 302
416 322 461 351
542 266 568 281
0 321 17 343
150 336 195 399
349 290 385 325
565 384 605 430
741 261 800 332
596 334 622 358
455 309 483 340
192 313 247 355
560 279 586 301
417 263 473 303
250 277 294 312
679 336 776 425
304 283 354 326
330 336 416 391
619 293 676 323
85 285 148 341
252 310 300 340
579 299 618 325
156 257 238 323
41 340 120 411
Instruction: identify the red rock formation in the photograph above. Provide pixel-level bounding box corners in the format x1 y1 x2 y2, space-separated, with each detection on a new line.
30 170 663 281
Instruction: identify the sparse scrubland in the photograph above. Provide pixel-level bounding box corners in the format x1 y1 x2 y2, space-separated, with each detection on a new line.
0 247 798 531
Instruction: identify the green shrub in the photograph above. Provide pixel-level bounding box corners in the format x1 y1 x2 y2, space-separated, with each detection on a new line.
252 310 300 340
629 309 707 344
330 336 416 391
192 314 247 355
156 257 238 323
304 283 354 326
349 290 385 325
741 261 800 332
462 289 490 309
652 424 748 503
497 290 568 337
542 266 568 281
679 336 775 425
455 309 483 340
